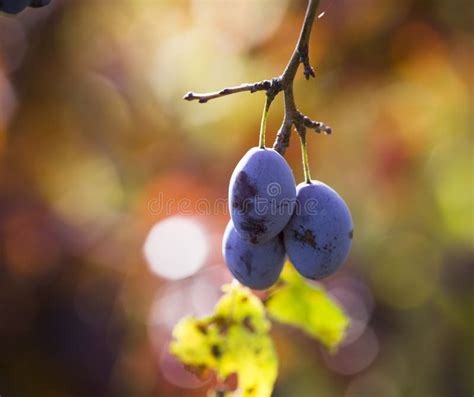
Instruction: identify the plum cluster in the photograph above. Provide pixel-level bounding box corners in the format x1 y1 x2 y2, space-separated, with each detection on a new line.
0 0 51 14
222 146 353 289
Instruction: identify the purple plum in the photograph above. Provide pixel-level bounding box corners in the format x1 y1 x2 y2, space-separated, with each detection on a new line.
222 220 285 290
284 181 353 280
1 0 29 13
229 147 296 244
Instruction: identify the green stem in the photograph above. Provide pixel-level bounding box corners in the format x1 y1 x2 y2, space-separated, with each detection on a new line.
299 133 312 183
258 95 271 149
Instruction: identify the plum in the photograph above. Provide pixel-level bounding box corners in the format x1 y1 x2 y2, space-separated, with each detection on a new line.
0 0 50 13
229 147 296 244
222 220 285 290
284 181 353 280
0 0 29 13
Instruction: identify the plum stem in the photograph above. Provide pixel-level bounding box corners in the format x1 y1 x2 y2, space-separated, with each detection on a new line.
258 95 272 149
183 0 330 156
299 131 312 183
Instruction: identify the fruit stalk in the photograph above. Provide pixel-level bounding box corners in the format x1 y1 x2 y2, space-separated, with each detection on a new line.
299 132 312 184
258 95 272 149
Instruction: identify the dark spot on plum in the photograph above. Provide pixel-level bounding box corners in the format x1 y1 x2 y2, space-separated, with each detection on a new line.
240 296 248 303
232 171 257 212
240 216 267 242
239 252 253 275
293 226 317 249
349 229 353 239
211 344 222 358
322 242 335 254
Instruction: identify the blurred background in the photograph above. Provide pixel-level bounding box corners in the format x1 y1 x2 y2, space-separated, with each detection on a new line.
0 0 472 396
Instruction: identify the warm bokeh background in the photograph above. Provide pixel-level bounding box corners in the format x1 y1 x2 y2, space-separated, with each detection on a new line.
0 0 472 396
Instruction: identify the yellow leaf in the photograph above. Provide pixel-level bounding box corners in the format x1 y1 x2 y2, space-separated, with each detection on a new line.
266 263 349 351
170 284 278 397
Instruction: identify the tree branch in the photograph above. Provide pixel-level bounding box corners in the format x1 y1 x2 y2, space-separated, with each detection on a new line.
183 0 330 155
184 81 271 103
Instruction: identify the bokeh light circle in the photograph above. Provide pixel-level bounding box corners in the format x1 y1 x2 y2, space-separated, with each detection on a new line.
321 327 379 375
144 216 209 280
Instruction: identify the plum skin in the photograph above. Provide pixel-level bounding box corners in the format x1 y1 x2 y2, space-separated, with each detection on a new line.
1 0 51 14
283 181 353 280
1 0 30 13
222 220 285 290
228 147 296 244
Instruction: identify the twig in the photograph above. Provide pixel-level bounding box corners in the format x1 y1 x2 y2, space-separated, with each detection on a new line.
183 0 330 155
184 81 272 104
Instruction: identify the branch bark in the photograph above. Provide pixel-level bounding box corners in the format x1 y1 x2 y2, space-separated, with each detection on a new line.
183 0 331 155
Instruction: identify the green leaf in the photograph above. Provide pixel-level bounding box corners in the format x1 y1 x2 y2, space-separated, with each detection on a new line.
170 283 278 397
266 264 350 351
